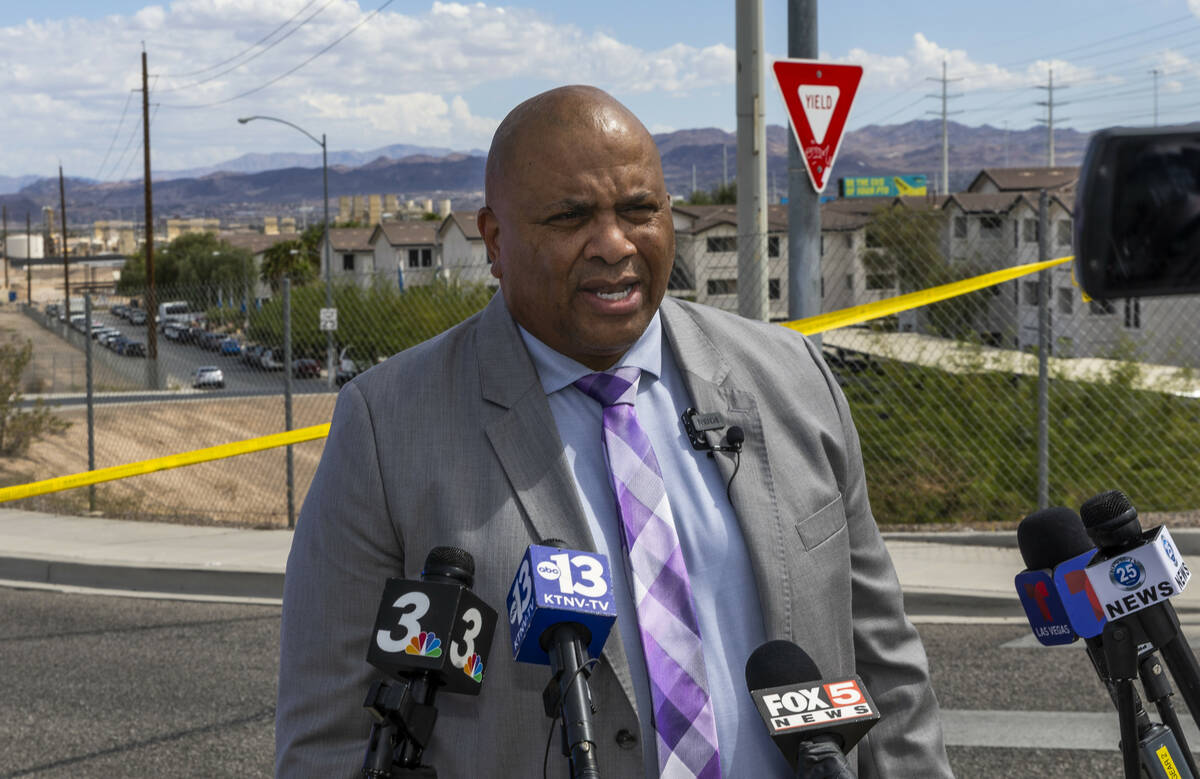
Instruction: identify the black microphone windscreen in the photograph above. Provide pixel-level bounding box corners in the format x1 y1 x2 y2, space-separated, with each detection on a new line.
1080 489 1143 548
422 546 475 588
727 426 745 446
745 640 821 692
1016 507 1093 570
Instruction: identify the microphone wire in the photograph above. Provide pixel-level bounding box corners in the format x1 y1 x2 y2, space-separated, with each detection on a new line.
543 657 601 779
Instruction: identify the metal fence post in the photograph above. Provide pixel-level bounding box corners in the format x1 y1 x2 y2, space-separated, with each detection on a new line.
1036 189 1051 510
283 276 295 529
85 293 95 512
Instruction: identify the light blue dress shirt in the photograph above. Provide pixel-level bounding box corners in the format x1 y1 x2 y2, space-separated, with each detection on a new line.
519 314 791 777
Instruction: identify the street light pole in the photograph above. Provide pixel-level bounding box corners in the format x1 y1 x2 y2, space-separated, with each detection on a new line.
238 115 336 389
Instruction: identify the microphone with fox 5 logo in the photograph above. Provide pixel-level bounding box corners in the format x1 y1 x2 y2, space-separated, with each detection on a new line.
361 546 498 777
745 640 880 778
508 539 617 779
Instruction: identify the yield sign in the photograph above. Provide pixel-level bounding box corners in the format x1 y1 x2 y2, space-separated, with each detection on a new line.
772 59 863 193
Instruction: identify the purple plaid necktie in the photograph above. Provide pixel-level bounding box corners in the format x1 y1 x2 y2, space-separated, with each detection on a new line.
575 366 720 779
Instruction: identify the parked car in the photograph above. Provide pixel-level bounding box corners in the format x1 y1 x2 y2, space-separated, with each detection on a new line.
193 366 225 389
123 340 146 357
242 343 265 368
110 335 130 354
292 358 321 378
219 337 242 356
259 348 285 371
163 322 185 341
128 309 147 325
335 347 360 387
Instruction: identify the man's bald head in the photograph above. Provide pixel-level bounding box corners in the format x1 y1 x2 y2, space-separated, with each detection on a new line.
475 85 674 370
484 85 660 206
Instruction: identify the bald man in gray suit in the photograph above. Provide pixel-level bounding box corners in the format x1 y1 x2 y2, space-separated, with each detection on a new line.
276 86 951 778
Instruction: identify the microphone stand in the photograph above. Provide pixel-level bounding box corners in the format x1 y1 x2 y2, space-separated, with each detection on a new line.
1104 622 1142 779
361 674 440 778
542 623 602 779
1099 620 1197 779
1140 652 1200 777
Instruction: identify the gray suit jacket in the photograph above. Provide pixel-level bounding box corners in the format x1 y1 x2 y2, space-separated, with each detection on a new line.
276 293 951 778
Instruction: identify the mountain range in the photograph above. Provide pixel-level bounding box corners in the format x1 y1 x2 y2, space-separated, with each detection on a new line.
0 120 1090 225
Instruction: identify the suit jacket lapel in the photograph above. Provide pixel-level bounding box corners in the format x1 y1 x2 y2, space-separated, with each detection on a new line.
475 293 639 714
660 298 794 640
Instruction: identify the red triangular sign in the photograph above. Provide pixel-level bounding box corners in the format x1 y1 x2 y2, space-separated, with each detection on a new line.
772 59 863 193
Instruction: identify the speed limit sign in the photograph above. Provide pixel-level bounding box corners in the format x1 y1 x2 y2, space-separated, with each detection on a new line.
319 307 338 332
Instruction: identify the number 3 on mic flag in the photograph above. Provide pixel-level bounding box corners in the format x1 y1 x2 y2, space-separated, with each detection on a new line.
368 578 498 695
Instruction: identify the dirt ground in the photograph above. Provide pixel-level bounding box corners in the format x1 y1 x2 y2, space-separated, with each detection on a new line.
2 298 334 527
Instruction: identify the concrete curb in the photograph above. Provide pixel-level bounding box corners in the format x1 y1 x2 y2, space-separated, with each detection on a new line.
882 528 1200 554
0 555 284 600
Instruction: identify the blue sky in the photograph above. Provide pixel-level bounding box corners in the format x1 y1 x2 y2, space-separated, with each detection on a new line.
2 0 1197 179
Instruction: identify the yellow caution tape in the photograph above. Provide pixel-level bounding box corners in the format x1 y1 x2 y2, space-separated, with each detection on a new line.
783 255 1073 336
0 255 1075 503
0 423 331 503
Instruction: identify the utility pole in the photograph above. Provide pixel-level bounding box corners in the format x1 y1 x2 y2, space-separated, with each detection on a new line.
1035 68 1069 166
59 165 69 321
787 0 820 335
1151 68 1161 126
926 60 963 195
142 47 159 389
25 213 32 305
723 143 728 189
691 164 697 198
736 0 769 321
2 205 8 294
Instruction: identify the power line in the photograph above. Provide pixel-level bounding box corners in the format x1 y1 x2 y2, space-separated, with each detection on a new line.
159 0 397 110
156 0 336 93
993 13 1199 69
97 90 150 182
166 0 322 79
91 89 135 181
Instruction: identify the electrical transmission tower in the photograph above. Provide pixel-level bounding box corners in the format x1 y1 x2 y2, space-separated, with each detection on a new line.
926 60 963 195
1035 68 1070 166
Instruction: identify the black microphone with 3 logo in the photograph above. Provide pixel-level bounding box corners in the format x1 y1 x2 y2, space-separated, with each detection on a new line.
361 546 499 778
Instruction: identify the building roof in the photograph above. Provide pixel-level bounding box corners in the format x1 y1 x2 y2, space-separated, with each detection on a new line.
218 232 300 255
967 167 1079 193
438 211 482 241
370 221 438 247
677 204 787 234
324 227 375 252
942 192 1035 215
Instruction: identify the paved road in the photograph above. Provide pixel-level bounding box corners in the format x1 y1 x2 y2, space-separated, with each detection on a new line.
29 308 336 395
1 585 1182 777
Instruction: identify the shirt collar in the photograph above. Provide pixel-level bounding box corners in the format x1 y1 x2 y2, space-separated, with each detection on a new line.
518 312 664 396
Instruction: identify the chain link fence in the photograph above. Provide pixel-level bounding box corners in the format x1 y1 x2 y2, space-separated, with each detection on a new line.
3 199 1199 527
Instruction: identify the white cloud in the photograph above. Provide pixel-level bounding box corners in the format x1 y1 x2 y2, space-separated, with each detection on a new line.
0 1 735 178
840 33 1106 93
1191 0 1200 18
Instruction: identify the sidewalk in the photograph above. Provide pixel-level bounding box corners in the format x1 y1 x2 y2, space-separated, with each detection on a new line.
3 507 1200 611
0 508 292 603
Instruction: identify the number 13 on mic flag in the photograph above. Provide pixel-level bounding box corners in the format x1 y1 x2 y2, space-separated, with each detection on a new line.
772 60 863 193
